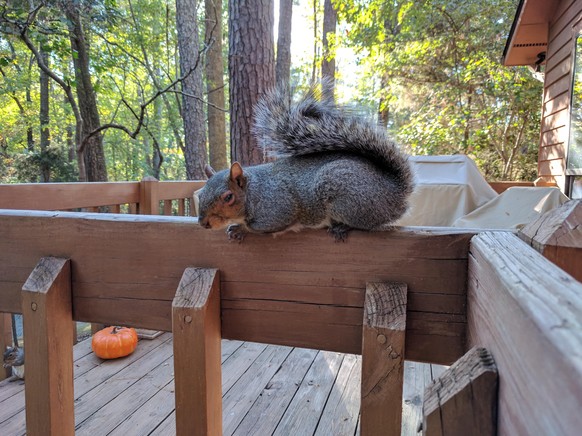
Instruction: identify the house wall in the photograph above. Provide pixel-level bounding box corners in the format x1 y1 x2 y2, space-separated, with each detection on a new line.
540 0 582 190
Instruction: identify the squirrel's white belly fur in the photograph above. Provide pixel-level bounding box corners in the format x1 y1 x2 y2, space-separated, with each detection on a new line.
272 217 331 237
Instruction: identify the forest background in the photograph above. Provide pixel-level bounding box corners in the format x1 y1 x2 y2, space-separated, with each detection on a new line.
0 0 542 184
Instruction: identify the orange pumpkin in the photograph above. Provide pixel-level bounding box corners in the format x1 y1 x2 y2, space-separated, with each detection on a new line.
91 326 138 359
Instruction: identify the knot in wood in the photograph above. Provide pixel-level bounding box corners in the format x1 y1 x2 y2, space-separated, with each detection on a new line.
184 315 193 324
31 302 37 311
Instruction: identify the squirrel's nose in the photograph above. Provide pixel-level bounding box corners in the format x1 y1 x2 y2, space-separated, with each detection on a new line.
199 217 211 229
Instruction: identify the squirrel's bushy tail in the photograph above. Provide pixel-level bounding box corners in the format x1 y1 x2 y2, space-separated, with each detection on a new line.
253 82 413 195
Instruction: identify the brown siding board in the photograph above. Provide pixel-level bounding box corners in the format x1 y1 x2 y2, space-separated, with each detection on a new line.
543 91 570 116
541 108 569 132
549 0 580 43
539 143 567 161
541 125 568 147
539 157 566 176
544 74 572 103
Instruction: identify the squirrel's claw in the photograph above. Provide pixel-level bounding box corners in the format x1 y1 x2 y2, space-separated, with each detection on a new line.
328 223 351 242
226 224 246 243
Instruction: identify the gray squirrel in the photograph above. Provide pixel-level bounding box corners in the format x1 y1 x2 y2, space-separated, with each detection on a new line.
198 83 414 242
3 346 24 380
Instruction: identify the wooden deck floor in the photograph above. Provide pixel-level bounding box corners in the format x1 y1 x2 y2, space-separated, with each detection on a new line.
0 333 446 435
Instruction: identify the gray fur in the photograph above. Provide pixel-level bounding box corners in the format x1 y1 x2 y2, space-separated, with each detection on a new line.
198 84 414 241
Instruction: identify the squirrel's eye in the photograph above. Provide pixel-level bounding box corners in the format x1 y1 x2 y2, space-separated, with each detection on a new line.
223 193 233 203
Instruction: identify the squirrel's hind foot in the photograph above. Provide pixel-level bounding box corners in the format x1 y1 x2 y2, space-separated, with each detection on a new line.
226 224 246 243
328 222 352 242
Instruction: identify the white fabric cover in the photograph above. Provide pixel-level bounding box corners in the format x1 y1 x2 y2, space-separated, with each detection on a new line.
452 187 569 229
396 155 498 226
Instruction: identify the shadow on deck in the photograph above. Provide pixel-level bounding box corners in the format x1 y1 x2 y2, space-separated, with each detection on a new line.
0 334 445 435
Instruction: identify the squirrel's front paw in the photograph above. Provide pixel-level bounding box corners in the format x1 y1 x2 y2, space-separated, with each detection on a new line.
328 222 351 242
226 224 246 243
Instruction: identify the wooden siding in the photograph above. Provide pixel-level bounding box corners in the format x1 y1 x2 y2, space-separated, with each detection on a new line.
541 0 582 188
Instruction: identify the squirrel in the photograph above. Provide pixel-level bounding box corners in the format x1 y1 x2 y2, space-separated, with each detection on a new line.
197 83 414 242
3 346 24 380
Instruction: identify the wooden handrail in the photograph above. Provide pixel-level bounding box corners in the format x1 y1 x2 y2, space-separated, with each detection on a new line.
0 178 205 216
0 210 475 365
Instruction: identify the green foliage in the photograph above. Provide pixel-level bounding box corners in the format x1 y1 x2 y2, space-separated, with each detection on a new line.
1 0 543 183
336 0 542 180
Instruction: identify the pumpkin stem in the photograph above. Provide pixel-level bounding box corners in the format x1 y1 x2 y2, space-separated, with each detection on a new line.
110 326 122 334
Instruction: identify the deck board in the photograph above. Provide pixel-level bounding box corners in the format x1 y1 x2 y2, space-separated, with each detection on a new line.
0 334 446 435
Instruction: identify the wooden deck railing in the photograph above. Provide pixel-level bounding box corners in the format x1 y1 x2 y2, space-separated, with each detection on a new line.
0 207 580 435
0 180 578 435
0 177 205 215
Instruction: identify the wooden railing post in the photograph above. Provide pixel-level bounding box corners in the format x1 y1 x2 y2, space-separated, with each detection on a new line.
0 312 13 380
139 176 160 215
172 268 222 436
423 347 498 436
361 282 407 435
22 257 74 436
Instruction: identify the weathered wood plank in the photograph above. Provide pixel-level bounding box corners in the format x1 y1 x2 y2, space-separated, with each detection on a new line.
273 351 344 435
223 345 293 434
314 353 361 436
109 381 175 435
21 257 74 436
0 182 140 210
233 347 319 436
74 336 174 427
361 282 407 436
76 355 174 436
519 200 582 282
467 232 582 435
172 268 222 436
422 347 498 436
0 211 473 364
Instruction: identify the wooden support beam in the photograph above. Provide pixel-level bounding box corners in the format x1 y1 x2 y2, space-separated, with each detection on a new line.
0 211 474 364
361 282 407 435
139 176 159 215
519 200 582 282
172 268 222 436
22 257 74 436
468 232 582 434
422 347 498 436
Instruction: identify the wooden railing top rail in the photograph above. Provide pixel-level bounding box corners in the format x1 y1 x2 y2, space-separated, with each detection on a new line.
0 179 205 211
0 209 476 365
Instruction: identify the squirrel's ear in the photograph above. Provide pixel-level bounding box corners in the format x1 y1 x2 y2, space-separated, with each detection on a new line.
229 162 246 188
204 164 216 179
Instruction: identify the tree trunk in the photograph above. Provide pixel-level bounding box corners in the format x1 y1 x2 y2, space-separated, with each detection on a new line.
311 0 319 83
321 0 336 98
64 3 108 182
176 0 208 180
276 0 293 87
205 0 228 171
229 0 275 166
39 47 51 182
378 73 390 128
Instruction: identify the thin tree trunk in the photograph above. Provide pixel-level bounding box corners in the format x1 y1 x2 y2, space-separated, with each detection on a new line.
176 0 208 180
276 0 293 87
229 0 275 166
321 0 336 98
39 47 51 182
311 0 319 83
205 0 228 171
64 3 108 182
